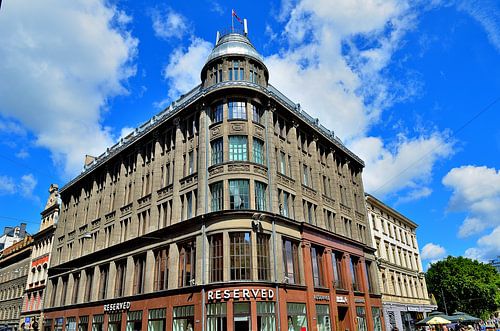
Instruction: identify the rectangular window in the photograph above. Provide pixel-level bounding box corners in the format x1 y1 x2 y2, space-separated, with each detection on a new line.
229 136 248 161
78 316 88 331
234 302 251 330
256 233 271 281
254 181 267 211
372 307 382 331
154 247 169 291
211 103 223 123
54 318 63 331
257 302 275 331
114 260 126 297
178 241 196 287
332 251 345 290
92 315 103 331
356 307 367 331
206 303 227 331
287 303 307 331
211 138 223 165
228 100 246 119
252 138 265 165
350 256 361 292
98 265 108 300
316 304 331 331
71 273 80 304
148 308 166 331
126 311 142 331
229 179 249 209
283 239 300 284
279 190 294 219
66 317 76 331
210 182 223 212
188 151 194 175
209 234 223 282
311 247 325 287
230 232 252 280
107 313 121 331
60 276 68 306
84 268 93 302
133 255 146 294
172 306 194 331
252 104 263 124
279 151 286 174
365 261 374 293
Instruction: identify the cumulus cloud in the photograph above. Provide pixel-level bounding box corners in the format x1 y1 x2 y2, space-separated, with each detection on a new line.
0 173 39 202
0 176 16 195
151 7 190 40
443 165 500 260
421 242 447 261
0 0 138 178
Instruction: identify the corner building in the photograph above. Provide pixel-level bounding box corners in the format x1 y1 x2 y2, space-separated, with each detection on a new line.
45 30 384 331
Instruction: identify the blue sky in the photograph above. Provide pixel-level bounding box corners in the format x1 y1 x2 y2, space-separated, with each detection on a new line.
0 0 499 267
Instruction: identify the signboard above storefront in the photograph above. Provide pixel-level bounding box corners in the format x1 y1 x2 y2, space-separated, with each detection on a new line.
207 288 275 301
103 301 131 313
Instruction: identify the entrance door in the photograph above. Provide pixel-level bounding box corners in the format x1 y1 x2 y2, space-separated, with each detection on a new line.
234 316 250 331
233 302 251 331
337 306 349 331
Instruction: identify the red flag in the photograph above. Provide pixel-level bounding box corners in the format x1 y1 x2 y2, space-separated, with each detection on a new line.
232 9 243 24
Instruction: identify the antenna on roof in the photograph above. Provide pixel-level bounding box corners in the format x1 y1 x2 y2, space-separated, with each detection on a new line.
244 19 248 36
216 31 220 44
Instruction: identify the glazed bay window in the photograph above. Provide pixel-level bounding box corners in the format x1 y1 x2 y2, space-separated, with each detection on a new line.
173 306 194 331
229 136 247 161
154 247 169 291
209 234 223 282
206 303 227 331
311 246 325 287
287 303 307 331
211 138 223 165
229 179 249 209
257 302 275 331
228 100 246 119
133 255 146 295
211 103 223 123
114 260 126 297
283 239 300 284
210 182 223 212
230 232 252 280
178 240 196 287
252 138 265 164
256 233 271 281
148 308 166 331
254 181 267 211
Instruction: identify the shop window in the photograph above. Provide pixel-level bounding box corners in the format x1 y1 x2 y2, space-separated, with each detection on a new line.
148 308 166 331
257 302 275 331
211 138 223 165
114 260 127 297
133 255 146 294
257 233 271 281
229 179 249 209
229 136 248 161
54 318 63 331
209 234 224 282
211 103 223 123
316 304 331 331
287 303 307 331
210 182 223 212
206 302 227 331
332 251 346 290
154 247 169 291
252 138 265 165
78 316 88 331
178 240 196 287
92 315 104 331
228 100 246 119
107 313 121 331
126 311 142 331
356 307 367 331
282 239 300 284
234 302 251 330
172 305 194 331
230 232 252 280
66 317 76 331
311 246 325 287
254 181 267 211
43 319 53 331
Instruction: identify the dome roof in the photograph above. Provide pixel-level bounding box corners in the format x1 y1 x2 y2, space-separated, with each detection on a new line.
205 33 264 64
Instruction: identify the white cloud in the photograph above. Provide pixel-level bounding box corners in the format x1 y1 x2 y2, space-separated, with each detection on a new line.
0 176 16 195
19 174 38 200
0 173 39 202
0 119 27 136
208 1 225 16
0 0 138 178
456 0 500 52
443 165 500 259
163 38 213 100
15 149 30 159
119 127 135 141
151 7 189 40
421 242 447 260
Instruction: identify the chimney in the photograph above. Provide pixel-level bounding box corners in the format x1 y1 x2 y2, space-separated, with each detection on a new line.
19 223 27 238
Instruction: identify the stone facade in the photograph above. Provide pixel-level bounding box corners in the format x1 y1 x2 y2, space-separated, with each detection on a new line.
365 194 435 331
44 31 384 331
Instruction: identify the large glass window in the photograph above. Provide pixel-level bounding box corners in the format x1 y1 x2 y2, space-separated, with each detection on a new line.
126 311 142 331
253 138 265 165
229 136 248 161
228 61 244 81
254 181 267 211
178 240 196 287
228 101 246 119
148 308 166 331
154 247 169 291
350 256 361 292
229 179 249 209
210 182 223 212
114 260 126 297
78 316 89 331
311 246 325 287
54 318 63 331
133 255 146 294
66 317 76 331
356 307 367 331
257 302 275 331
234 302 251 330
172 306 194 331
92 315 103 331
230 232 252 280
211 103 223 123
332 251 345 290
283 239 300 284
211 138 223 165
107 313 121 331
98 265 108 300
84 268 93 302
257 234 271 281
372 307 383 331
316 304 331 331
209 234 223 282
287 303 307 331
206 303 227 331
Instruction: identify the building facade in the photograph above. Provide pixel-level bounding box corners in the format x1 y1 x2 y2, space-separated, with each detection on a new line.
0 223 28 252
365 194 435 331
19 184 60 330
44 29 384 331
0 237 33 331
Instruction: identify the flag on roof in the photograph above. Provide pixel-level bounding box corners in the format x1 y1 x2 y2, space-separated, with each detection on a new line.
232 9 243 24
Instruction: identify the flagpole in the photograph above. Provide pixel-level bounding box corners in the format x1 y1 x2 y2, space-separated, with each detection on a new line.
231 9 234 32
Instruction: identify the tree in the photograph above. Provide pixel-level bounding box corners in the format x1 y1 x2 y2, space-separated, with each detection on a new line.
425 256 500 319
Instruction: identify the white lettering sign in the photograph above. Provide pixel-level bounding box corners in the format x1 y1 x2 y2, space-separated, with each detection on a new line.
336 296 348 304
207 288 275 301
104 301 131 313
314 295 330 301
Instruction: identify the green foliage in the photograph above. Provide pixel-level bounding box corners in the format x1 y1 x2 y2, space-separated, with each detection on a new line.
425 256 500 319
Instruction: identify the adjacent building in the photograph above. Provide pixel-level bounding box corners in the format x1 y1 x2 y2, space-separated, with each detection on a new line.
0 236 33 331
19 184 60 330
365 194 435 331
44 28 384 331
0 223 28 252
490 257 500 274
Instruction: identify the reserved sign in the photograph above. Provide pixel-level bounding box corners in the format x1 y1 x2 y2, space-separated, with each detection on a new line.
104 301 131 312
207 288 275 301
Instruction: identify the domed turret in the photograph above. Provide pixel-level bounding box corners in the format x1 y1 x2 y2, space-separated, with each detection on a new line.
201 29 269 88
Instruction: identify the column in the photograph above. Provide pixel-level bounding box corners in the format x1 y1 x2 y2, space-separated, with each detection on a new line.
106 262 116 300
289 121 304 220
144 250 155 293
171 117 185 224
197 106 208 215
